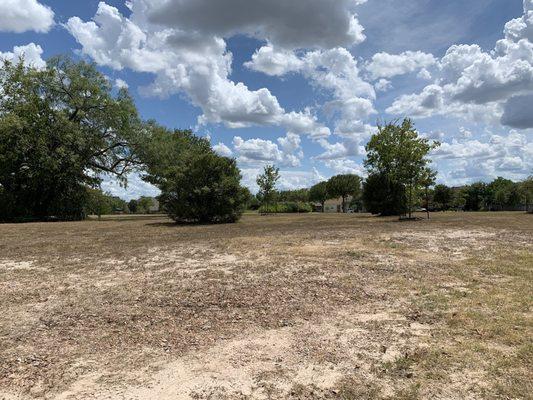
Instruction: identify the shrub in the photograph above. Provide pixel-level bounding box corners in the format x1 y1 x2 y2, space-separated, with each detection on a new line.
259 202 313 214
158 151 249 224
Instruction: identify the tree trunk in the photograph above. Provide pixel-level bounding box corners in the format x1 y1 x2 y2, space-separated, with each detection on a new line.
408 184 412 219
425 186 430 220
342 196 347 213
321 201 325 213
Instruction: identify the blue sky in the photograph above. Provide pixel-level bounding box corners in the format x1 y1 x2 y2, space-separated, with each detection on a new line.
1 0 531 199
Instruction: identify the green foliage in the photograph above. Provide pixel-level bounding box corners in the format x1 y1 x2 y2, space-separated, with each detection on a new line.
456 177 527 211
139 123 248 223
326 174 361 213
86 189 127 218
154 149 248 224
362 173 406 216
277 188 309 203
433 184 454 210
256 165 280 208
364 119 439 217
461 182 488 211
258 202 313 214
137 196 154 213
128 199 138 214
86 189 113 218
0 57 144 222
452 190 467 209
487 177 519 210
520 176 533 212
309 181 329 212
246 194 261 210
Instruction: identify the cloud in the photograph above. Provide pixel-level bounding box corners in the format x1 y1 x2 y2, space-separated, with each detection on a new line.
431 131 532 184
375 78 392 92
324 159 367 176
101 173 160 201
387 1 533 129
0 0 54 33
213 142 233 158
232 133 303 167
240 167 324 192
114 78 129 89
144 0 367 50
243 45 304 76
316 138 365 160
66 2 329 138
247 46 376 144
0 43 46 69
365 51 436 79
501 94 533 129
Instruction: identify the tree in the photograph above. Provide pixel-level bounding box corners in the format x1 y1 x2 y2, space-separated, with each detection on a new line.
86 189 112 219
128 199 138 214
247 194 261 210
278 189 309 203
487 177 514 210
364 119 439 219
420 168 436 219
433 184 453 210
309 181 329 212
158 152 249 223
0 57 144 222
462 182 488 211
452 190 467 210
137 197 154 214
326 174 361 213
140 124 249 224
256 165 280 211
362 173 406 216
520 176 533 213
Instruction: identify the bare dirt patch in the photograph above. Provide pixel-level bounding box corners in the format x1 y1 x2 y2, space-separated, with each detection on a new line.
0 212 531 399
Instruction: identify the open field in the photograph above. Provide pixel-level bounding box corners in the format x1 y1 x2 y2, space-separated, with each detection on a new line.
0 213 531 399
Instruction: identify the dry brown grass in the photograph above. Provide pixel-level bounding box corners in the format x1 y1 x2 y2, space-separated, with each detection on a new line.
0 212 531 399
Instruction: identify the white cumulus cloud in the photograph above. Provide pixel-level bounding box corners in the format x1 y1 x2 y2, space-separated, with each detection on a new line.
365 50 436 80
387 0 533 129
0 43 46 69
66 1 330 138
0 0 54 33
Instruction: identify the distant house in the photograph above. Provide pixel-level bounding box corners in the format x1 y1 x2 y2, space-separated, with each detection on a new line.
148 198 160 213
314 196 354 213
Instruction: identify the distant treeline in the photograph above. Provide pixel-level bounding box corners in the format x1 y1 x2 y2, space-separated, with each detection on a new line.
1 57 531 224
86 190 160 218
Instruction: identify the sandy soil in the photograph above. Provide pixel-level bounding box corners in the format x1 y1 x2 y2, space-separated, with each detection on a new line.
0 212 531 399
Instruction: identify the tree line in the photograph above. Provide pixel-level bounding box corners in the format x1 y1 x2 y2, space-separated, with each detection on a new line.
1 57 531 224
254 118 532 218
85 190 159 218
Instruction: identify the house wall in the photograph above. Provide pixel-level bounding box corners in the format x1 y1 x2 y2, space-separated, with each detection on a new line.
323 196 353 213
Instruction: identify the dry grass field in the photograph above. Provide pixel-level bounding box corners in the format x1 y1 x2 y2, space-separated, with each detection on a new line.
0 212 531 399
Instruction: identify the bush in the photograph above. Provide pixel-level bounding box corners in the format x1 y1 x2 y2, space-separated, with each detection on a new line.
259 202 313 214
159 151 249 224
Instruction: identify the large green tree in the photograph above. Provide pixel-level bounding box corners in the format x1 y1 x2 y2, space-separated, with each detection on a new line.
309 181 329 212
0 57 144 222
364 119 439 218
326 174 361 213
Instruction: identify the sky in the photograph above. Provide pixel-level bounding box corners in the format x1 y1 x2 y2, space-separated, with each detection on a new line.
0 0 532 199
